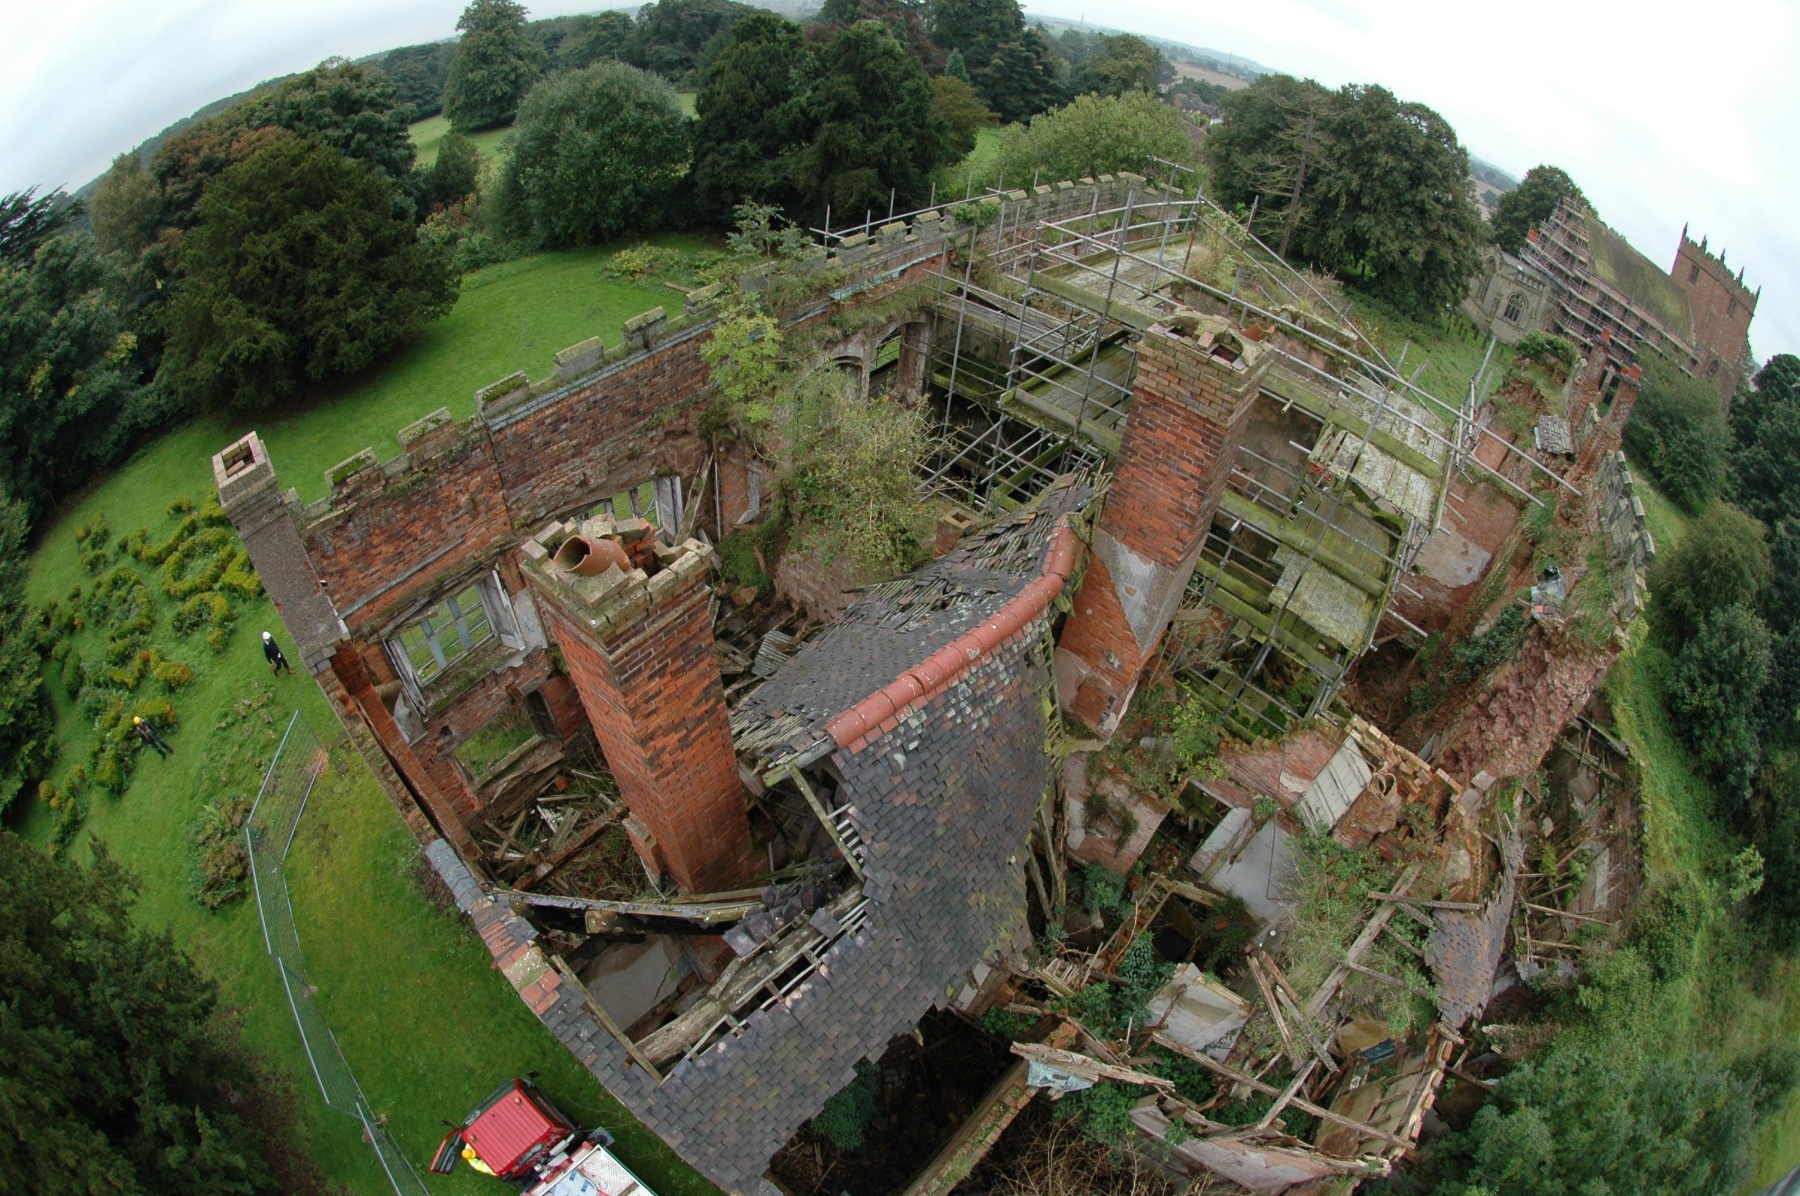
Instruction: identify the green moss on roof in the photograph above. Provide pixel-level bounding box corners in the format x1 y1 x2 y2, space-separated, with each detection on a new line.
1583 213 1693 341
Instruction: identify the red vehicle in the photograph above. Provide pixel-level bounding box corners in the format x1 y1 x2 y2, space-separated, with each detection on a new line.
431 1078 655 1196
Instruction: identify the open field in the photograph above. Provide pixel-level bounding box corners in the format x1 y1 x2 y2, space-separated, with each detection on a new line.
409 115 513 168
1171 61 1250 89
10 242 729 1194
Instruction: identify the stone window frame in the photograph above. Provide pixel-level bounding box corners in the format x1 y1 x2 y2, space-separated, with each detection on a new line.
1502 292 1525 324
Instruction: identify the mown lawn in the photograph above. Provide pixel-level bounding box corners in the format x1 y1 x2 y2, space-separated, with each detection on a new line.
253 238 716 504
12 244 727 1194
409 115 513 168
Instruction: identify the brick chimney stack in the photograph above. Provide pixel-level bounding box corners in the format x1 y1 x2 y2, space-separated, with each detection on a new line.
1056 315 1270 736
522 518 752 894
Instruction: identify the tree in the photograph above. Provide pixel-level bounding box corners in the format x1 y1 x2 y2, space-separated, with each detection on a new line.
1624 353 1731 513
1730 353 1800 525
692 13 815 219
993 90 1193 186
0 187 82 265
1648 503 1770 643
1426 1044 1758 1196
1665 604 1772 800
559 9 636 69
793 21 952 223
0 834 292 1194
163 137 456 412
444 0 546 130
377 41 458 120
90 154 164 263
0 500 52 812
150 59 421 237
944 48 970 82
926 0 1025 70
624 0 757 82
0 230 152 520
972 28 1067 124
1306 83 1483 316
1206 75 1485 316
497 62 691 246
1490 165 1585 255
235 59 417 193
1069 34 1170 98
1749 751 1800 946
425 131 483 210
1205 73 1335 258
932 75 997 159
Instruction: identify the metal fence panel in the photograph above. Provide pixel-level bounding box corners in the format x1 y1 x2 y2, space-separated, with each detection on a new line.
247 712 433 1196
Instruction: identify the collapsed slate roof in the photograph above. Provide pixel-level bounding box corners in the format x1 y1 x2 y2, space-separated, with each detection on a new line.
431 482 1091 1194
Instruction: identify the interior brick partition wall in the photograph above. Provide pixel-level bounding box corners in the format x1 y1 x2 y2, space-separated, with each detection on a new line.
523 532 752 894
1055 317 1271 736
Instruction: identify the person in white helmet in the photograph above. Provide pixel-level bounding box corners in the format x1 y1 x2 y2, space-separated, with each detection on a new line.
262 631 292 674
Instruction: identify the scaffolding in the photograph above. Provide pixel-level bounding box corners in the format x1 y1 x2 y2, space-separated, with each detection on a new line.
915 177 1580 736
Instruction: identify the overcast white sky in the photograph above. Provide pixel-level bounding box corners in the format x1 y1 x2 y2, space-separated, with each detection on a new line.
2 0 1794 360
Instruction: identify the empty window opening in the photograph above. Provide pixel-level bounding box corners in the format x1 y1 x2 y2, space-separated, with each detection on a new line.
399 584 493 683
455 700 544 784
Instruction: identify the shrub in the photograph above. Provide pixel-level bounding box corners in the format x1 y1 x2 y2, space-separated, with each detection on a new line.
1623 354 1730 513
811 1060 880 1150
190 797 254 909
785 378 932 582
1514 330 1578 372
495 61 690 247
1648 503 1769 644
1665 605 1771 804
603 244 661 279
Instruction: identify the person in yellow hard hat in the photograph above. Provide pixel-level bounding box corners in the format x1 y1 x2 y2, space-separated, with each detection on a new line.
131 715 173 758
461 1145 496 1176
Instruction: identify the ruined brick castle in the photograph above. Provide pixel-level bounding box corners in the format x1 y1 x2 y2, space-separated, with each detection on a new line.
217 174 1647 1194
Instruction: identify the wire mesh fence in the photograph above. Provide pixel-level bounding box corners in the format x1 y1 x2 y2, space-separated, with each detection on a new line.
247 711 433 1196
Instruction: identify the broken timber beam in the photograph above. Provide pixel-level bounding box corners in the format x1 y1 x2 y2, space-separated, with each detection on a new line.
1370 892 1481 911
786 766 864 881
1151 1034 1412 1152
550 955 665 1083
899 1025 1078 1196
636 886 864 1067
497 889 760 924
1304 862 1422 1021
1008 1043 1175 1091
516 807 624 891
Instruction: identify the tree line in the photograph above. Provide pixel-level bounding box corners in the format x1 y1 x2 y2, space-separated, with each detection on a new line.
1204 74 1584 319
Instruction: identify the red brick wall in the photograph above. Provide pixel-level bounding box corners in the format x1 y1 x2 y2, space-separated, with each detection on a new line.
1058 326 1267 733
305 434 514 635
1671 236 1755 390
485 332 713 528
534 570 751 894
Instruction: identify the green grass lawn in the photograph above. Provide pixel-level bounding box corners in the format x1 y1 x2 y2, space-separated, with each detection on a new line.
10 241 730 1193
409 115 513 168
1349 291 1513 424
251 237 715 503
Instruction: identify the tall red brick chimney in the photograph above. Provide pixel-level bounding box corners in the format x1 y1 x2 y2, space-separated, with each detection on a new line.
522 517 752 893
1056 315 1270 736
